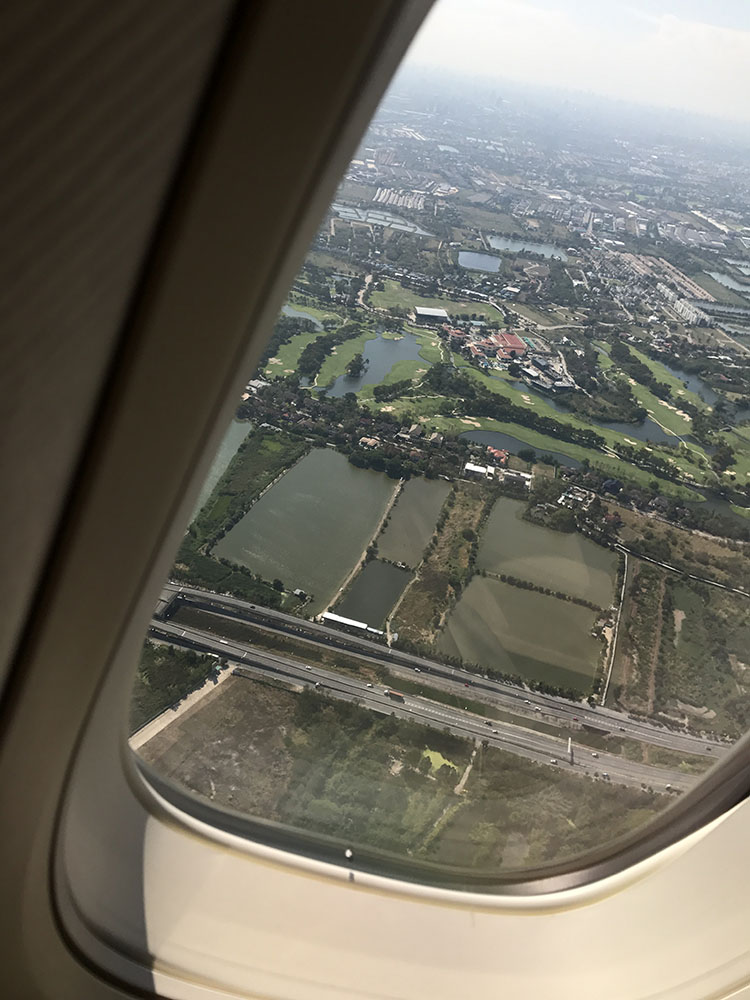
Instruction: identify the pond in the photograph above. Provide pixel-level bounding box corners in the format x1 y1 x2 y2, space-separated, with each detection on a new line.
458 250 502 273
597 418 678 445
724 259 750 276
438 577 600 692
336 560 412 628
460 429 582 469
477 497 618 606
488 235 567 261
659 360 719 408
378 477 452 567
214 448 397 614
705 271 750 296
192 420 252 519
508 378 676 442
325 329 431 397
281 304 323 329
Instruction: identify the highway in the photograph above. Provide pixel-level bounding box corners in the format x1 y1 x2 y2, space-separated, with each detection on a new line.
150 616 702 793
159 582 727 760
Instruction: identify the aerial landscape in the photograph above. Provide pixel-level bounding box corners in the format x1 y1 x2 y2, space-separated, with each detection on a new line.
131 18 750 880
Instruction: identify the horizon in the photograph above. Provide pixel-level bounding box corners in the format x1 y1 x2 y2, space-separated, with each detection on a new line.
404 0 750 127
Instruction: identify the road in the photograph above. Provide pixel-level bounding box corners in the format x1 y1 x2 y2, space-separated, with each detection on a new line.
160 582 727 759
149 618 696 793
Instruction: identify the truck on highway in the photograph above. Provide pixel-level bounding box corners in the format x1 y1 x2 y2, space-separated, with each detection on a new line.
384 689 405 703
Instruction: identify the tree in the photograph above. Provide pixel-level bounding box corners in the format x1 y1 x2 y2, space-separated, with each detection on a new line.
346 352 367 378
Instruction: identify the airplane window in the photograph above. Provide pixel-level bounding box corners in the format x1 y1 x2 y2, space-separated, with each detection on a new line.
130 0 750 885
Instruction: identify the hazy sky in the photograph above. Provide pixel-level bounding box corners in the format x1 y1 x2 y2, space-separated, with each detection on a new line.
407 0 750 122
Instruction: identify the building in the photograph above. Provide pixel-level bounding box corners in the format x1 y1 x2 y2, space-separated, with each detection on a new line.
319 611 384 637
502 469 532 488
414 306 449 325
464 461 494 479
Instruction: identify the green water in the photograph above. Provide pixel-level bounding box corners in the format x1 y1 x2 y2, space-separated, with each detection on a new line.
336 560 412 628
214 448 396 613
378 477 451 568
477 497 618 606
438 577 601 691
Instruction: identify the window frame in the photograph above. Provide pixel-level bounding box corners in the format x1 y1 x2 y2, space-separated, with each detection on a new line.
3 1 750 996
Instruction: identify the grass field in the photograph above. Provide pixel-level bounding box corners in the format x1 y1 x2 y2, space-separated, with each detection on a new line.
370 278 501 322
264 329 321 376
139 673 664 872
507 303 556 326
315 329 376 388
627 379 693 438
452 364 708 483
692 272 750 307
628 346 711 412
393 482 490 648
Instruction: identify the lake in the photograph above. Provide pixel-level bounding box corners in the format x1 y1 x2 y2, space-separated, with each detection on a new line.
477 497 618 605
705 271 750 296
724 259 750 276
458 250 502 273
192 420 252 519
460 429 583 469
214 448 396 613
378 477 452 567
438 577 600 692
660 361 719 408
336 560 412 628
282 304 323 329
508 378 677 443
598 418 677 445
488 235 567 261
326 329 431 397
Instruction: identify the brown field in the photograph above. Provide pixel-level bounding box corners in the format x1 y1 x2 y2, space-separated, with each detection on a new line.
392 482 491 647
614 504 750 589
138 675 295 818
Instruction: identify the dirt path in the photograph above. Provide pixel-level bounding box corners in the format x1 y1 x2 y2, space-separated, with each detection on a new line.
356 273 372 307
322 478 403 616
454 745 477 795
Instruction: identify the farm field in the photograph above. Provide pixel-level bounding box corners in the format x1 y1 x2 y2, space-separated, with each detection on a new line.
370 278 502 322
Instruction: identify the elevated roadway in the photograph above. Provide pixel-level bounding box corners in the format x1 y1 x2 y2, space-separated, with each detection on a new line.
149 617 704 793
159 582 726 760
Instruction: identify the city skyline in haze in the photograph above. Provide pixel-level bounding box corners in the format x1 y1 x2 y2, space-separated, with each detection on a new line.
406 0 750 124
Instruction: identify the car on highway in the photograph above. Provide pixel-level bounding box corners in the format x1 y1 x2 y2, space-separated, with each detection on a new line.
550 759 558 765
591 752 599 758
492 729 499 734
304 665 311 670
366 683 373 688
